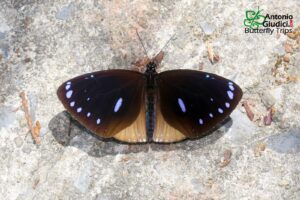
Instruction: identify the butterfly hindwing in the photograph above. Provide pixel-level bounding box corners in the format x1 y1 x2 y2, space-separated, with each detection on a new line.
57 70 147 142
156 70 243 139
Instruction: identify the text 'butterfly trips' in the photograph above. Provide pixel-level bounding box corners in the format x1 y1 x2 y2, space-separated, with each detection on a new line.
57 51 243 143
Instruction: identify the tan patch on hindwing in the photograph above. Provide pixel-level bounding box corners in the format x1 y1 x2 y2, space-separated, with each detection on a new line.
153 100 186 143
113 102 147 143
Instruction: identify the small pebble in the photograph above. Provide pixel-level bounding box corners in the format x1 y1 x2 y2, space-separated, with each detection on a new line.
14 137 24 148
284 43 293 53
22 146 32 154
287 32 296 39
199 22 215 35
283 54 290 62
0 32 5 39
260 91 276 109
56 4 74 20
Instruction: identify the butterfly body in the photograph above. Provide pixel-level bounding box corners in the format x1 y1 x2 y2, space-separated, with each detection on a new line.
57 52 243 143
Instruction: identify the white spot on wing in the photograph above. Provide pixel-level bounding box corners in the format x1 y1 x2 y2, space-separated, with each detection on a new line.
209 113 213 118
90 74 94 78
65 84 71 90
206 74 210 78
210 98 214 102
177 98 186 113
225 102 230 108
114 97 123 112
66 90 73 98
87 112 91 117
96 118 101 124
66 81 71 85
227 90 234 100
228 81 233 85
87 97 90 101
199 118 204 125
218 108 224 113
77 107 82 113
229 85 234 91
70 101 75 107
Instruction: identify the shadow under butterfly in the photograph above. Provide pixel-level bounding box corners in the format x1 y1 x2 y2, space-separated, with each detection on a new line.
57 52 243 143
49 111 232 157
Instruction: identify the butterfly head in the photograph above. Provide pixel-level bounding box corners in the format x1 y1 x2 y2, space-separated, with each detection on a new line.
145 51 164 74
145 61 157 74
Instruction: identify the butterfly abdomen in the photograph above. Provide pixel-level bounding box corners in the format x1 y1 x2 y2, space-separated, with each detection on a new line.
145 83 156 142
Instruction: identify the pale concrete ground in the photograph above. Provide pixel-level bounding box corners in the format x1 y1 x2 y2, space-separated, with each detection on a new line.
0 0 300 199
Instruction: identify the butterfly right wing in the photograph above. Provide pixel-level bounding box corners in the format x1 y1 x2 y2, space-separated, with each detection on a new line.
57 70 147 143
153 70 243 142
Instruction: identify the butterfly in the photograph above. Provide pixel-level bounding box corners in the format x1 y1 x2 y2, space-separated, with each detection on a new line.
57 51 243 143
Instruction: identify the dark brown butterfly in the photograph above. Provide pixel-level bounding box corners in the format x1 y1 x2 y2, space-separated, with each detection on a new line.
57 52 243 143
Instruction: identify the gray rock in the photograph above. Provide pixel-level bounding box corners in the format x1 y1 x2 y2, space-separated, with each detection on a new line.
260 91 276 108
267 130 300 154
0 107 15 129
199 21 215 35
73 162 92 193
56 4 75 20
224 109 257 144
0 44 10 59
0 32 5 39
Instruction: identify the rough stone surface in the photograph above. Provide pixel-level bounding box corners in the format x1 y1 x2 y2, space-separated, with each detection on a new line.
0 1 300 200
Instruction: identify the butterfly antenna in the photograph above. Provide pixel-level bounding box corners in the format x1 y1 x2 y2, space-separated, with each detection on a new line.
160 33 176 52
136 29 149 58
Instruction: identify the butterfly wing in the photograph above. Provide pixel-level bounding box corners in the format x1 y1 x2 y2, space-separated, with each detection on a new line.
154 70 243 141
57 70 147 143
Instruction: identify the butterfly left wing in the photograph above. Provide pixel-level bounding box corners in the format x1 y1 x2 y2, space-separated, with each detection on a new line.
57 70 147 143
154 70 243 142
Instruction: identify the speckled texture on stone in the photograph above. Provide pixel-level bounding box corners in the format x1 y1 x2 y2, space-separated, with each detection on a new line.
0 1 300 200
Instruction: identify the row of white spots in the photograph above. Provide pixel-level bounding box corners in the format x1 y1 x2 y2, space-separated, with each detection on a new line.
205 74 215 80
197 102 231 126
227 82 234 100
65 81 71 90
65 81 101 125
197 81 236 126
84 74 95 80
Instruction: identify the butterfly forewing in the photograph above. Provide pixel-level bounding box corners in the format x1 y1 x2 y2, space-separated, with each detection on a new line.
57 70 147 141
156 70 243 139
